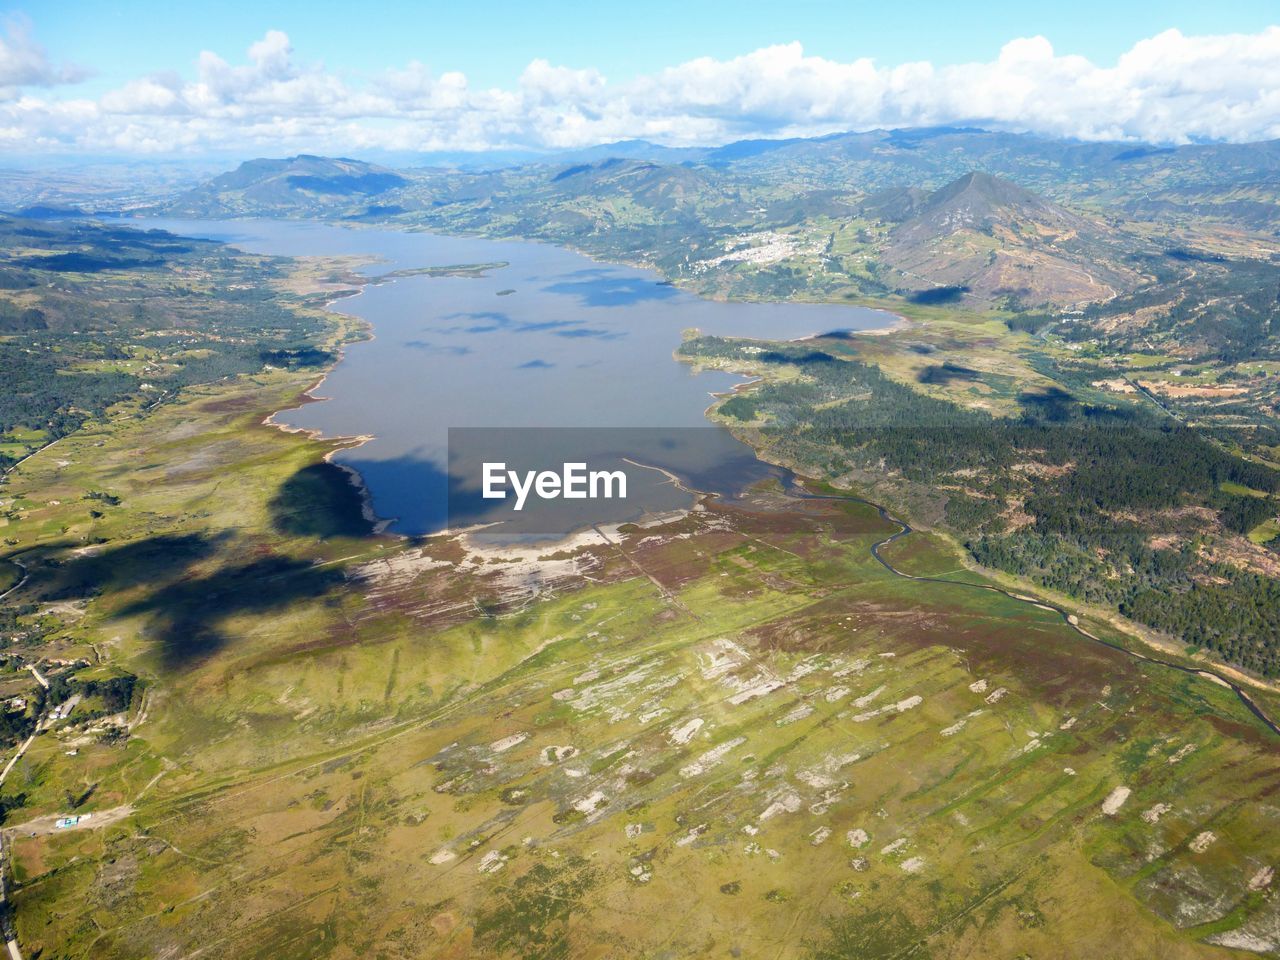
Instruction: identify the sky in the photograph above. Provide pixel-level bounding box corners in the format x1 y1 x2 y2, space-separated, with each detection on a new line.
2 0 1280 158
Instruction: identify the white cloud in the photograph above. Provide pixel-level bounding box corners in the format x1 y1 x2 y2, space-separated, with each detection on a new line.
0 14 87 99
3 26 1280 155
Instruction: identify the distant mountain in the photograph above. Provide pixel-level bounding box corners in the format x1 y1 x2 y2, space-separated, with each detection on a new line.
537 140 711 166
724 128 1280 228
16 203 88 220
891 171 1092 243
858 186 929 223
875 172 1141 308
146 128 1280 309
547 158 718 214
161 155 412 216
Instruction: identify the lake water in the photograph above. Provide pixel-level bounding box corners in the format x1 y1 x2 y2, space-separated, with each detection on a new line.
142 219 897 540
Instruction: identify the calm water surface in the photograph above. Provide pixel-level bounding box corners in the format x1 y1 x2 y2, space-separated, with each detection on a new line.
143 219 897 538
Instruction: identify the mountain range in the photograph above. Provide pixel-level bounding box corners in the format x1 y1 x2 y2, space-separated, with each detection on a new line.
66 124 1260 324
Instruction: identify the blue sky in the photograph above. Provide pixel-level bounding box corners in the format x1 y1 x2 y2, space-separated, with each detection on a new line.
2 1 1279 155
15 0 1280 92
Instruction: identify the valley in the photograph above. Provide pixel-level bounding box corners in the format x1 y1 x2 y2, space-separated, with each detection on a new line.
1 125 1279 959
2 363 1278 959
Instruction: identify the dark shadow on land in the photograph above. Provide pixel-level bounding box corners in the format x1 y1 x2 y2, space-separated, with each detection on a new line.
14 253 159 273
30 533 222 603
8 524 358 670
116 551 347 670
918 362 981 385
5 532 347 671
757 349 836 366
909 285 969 305
1080 404 1142 424
1018 385 1077 422
1166 248 1227 264
269 462 375 539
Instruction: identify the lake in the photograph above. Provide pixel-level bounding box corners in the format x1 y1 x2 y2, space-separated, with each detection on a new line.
142 219 897 540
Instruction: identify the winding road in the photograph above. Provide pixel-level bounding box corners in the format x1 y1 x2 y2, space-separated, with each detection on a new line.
0 562 26 605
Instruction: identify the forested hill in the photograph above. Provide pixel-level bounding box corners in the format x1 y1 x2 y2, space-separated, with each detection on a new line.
682 335 1280 677
0 217 331 471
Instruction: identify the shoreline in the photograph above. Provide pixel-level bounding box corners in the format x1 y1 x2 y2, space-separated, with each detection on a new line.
260 280 400 537
449 507 693 562
793 311 912 340
249 220 903 545
695 357 1280 707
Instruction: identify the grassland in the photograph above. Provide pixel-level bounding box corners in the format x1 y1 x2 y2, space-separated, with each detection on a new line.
2 158 1279 955
0 346 1277 958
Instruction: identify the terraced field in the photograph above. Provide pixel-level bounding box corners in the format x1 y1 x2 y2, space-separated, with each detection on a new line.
3 376 1278 959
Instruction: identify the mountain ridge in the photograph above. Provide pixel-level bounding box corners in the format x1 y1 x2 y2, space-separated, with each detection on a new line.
165 155 409 216
875 171 1140 307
